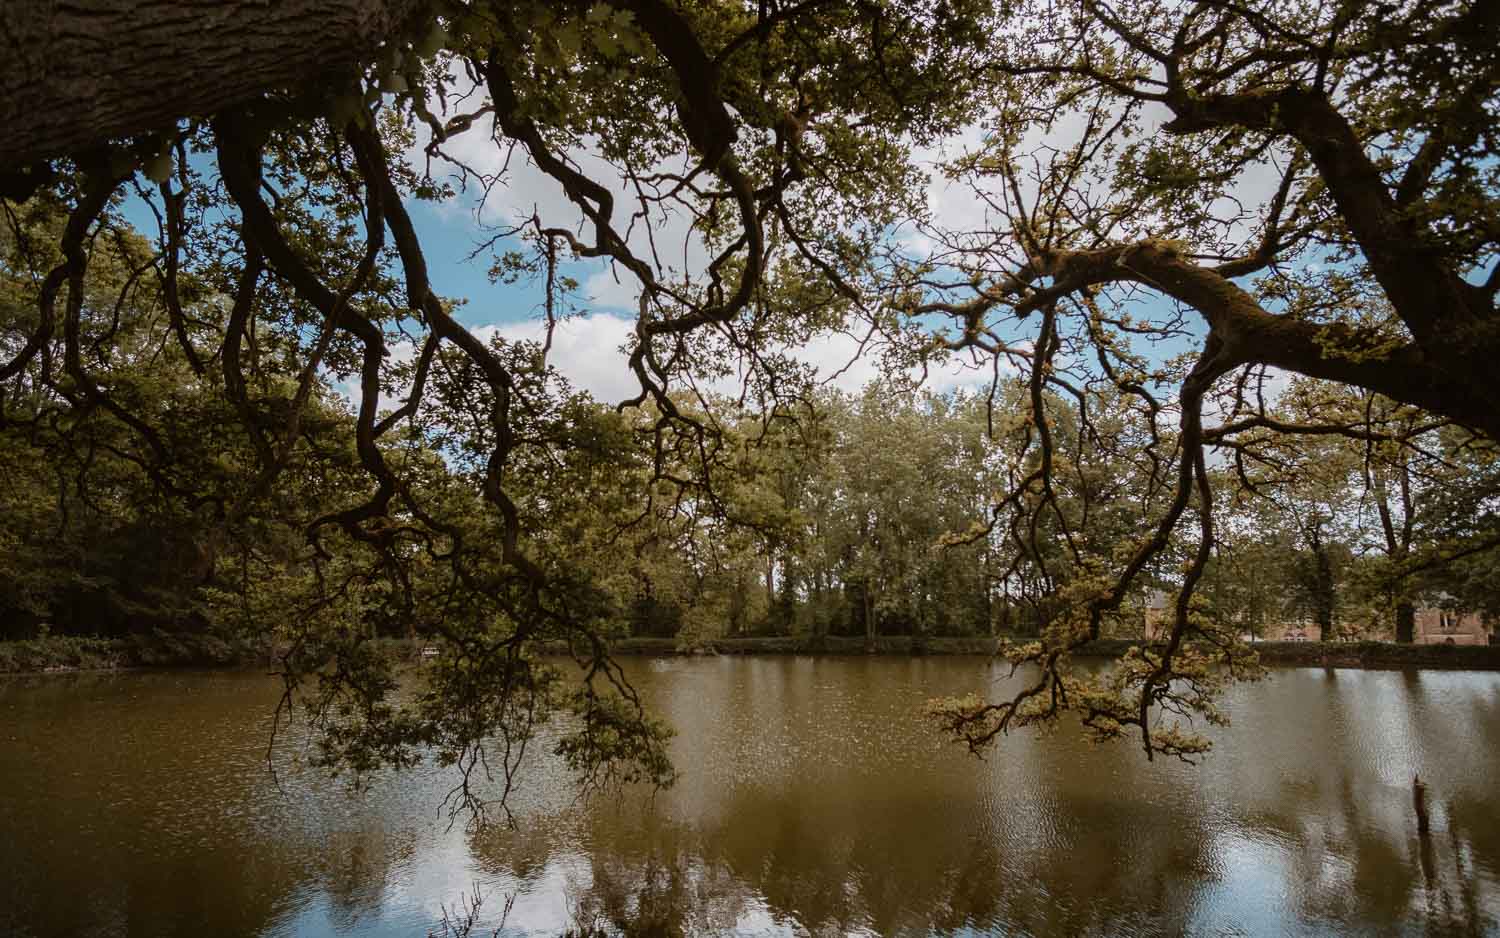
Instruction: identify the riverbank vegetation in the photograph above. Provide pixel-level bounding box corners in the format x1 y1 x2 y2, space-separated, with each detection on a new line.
4 358 1493 660
3 0 1499 805
0 630 260 674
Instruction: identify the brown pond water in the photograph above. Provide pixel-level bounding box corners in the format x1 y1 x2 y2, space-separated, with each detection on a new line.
1 657 1497 937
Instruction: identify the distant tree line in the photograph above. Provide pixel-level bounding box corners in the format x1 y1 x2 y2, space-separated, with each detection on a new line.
4 0 1498 784
597 382 1500 649
6 203 1494 654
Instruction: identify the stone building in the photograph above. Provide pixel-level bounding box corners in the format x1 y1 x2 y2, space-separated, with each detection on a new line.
1142 589 1320 642
1139 589 1493 645
1413 606 1491 645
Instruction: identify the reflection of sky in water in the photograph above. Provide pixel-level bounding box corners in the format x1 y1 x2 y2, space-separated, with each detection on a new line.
1188 830 1306 936
1 663 1497 937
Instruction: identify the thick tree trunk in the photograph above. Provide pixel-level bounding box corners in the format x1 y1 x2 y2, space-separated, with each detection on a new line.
730 570 746 636
1314 547 1335 642
779 556 797 633
765 551 775 617
1396 600 1416 644
811 568 826 640
0 0 420 166
1381 456 1417 645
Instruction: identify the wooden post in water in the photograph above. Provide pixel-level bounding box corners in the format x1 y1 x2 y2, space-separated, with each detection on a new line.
1413 773 1438 906
1414 774 1431 836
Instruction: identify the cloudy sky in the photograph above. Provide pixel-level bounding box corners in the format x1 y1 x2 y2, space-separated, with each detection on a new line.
110 92 1276 410
392 89 1286 408
396 118 1007 405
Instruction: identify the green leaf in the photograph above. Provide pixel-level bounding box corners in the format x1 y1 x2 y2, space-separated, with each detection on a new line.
143 150 173 184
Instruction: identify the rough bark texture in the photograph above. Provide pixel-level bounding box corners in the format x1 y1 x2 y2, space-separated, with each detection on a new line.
0 0 421 166
1314 546 1335 643
1396 601 1416 645
1037 241 1500 440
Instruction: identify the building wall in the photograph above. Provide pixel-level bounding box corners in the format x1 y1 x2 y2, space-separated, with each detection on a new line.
1259 621 1318 642
1140 596 1491 645
1414 608 1490 646
1144 608 1320 642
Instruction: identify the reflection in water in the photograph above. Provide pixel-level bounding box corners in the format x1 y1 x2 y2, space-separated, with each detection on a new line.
0 660 1497 936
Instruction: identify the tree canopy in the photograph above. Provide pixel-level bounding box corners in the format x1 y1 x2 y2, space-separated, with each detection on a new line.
2 0 1497 806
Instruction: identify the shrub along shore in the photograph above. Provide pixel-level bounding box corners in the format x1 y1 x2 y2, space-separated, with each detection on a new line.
589 635 1500 670
0 632 265 674
5 633 1497 675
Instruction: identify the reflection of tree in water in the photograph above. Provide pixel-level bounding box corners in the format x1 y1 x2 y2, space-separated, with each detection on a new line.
0 673 341 938
462 786 1229 936
453 664 1500 937
573 849 753 937
308 828 418 931
1403 791 1492 935
468 813 757 937
17 665 1466 937
1207 670 1498 934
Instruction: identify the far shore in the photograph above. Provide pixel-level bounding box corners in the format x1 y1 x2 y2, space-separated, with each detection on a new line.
581 634 1500 670
5 632 1499 676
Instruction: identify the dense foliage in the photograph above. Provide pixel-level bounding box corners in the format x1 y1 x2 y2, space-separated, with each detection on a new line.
3 0 1498 806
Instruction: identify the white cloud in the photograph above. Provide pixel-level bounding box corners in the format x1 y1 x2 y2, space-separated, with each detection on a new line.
784 328 998 397
914 123 1001 237
918 101 1293 261
406 92 710 313
444 314 999 408
580 263 641 313
476 313 641 402
385 81 1014 412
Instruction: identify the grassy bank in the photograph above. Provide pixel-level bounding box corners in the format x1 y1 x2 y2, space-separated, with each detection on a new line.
0 631 265 674
1226 639 1500 670
580 635 1004 656
594 635 1500 669
0 634 457 675
1071 637 1500 670
10 632 1496 674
